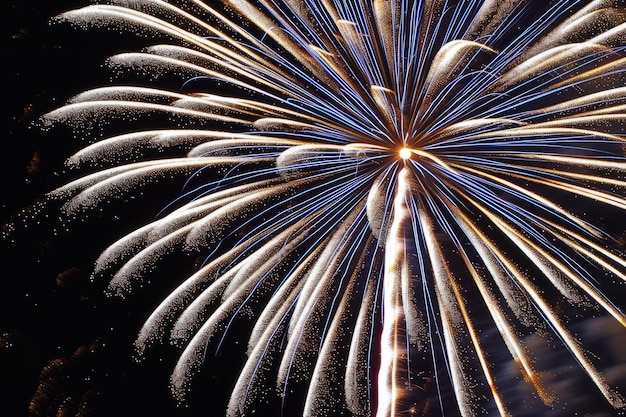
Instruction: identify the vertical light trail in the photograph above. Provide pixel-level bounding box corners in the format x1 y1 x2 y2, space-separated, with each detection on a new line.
376 166 411 417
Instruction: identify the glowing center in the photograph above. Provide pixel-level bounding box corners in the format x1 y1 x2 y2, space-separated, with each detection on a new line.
399 147 412 160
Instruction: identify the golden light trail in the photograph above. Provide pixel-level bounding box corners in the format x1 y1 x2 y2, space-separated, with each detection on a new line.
377 167 411 417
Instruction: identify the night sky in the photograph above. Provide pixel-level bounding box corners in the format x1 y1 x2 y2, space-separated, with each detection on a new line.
2 2 626 417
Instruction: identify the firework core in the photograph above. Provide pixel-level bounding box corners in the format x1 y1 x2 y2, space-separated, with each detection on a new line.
399 147 412 160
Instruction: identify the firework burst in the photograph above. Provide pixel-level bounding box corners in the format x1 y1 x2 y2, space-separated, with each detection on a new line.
38 0 626 416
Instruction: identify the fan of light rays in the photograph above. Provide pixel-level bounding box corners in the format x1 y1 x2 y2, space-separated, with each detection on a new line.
43 0 626 416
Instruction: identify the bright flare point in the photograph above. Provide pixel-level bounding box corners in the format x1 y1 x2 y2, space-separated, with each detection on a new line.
399 147 412 160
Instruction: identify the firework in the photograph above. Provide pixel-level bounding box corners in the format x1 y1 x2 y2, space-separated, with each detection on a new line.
40 0 626 416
